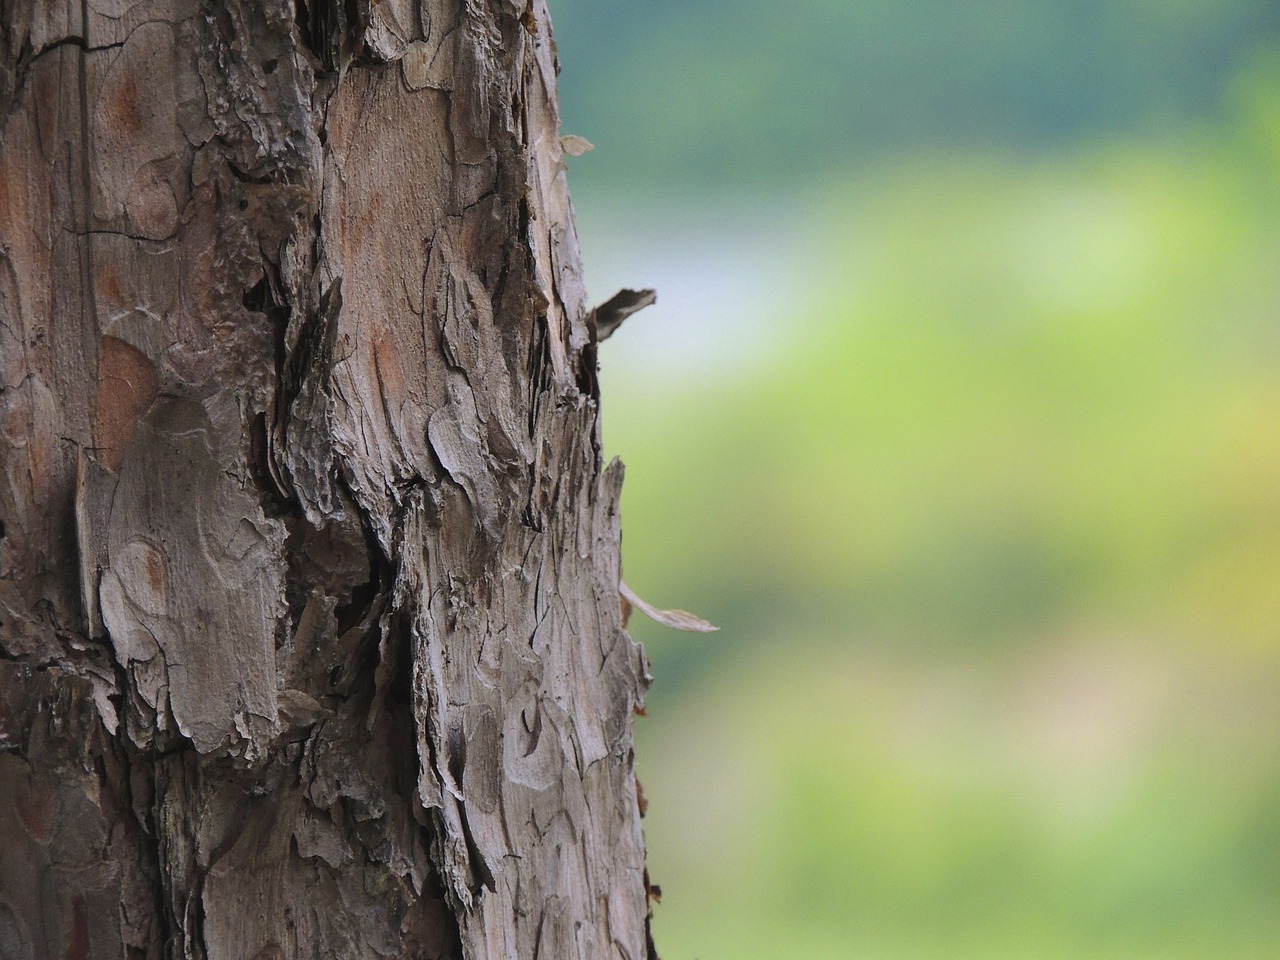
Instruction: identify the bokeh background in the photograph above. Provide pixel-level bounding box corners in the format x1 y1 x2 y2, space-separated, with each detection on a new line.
551 3 1280 957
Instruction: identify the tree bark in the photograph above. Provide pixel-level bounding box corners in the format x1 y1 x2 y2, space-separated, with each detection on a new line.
0 2 655 958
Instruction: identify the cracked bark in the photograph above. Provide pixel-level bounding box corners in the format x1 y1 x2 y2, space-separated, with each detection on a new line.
0 1 657 958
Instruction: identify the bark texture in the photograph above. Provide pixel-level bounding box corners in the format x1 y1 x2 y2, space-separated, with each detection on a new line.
0 1 655 958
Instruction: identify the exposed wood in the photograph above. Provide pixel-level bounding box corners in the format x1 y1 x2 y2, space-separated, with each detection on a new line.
0 1 656 958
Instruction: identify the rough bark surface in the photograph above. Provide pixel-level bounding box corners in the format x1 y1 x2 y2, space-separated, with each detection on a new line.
0 1 655 958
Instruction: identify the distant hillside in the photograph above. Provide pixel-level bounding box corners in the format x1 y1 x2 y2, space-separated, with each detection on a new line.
551 0 1280 192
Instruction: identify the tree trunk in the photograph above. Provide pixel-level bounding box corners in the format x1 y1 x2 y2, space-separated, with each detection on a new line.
0 2 655 958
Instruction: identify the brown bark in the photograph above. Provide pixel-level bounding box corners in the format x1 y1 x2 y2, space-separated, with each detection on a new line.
0 2 655 958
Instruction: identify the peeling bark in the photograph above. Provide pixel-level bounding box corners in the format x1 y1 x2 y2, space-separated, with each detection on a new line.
0 1 656 958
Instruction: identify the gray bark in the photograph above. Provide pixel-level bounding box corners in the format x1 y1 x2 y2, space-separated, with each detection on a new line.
0 1 657 958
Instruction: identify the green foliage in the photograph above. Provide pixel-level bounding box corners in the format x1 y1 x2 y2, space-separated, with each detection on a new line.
578 30 1280 960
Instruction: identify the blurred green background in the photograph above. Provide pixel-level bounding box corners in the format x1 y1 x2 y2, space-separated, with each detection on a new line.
552 3 1280 958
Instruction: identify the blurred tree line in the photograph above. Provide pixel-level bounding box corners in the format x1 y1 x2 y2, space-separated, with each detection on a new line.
554 0 1280 189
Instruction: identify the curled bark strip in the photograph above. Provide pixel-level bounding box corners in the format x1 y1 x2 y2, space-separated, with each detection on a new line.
620 579 719 633
593 287 657 342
